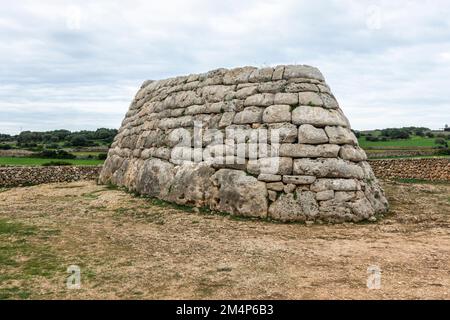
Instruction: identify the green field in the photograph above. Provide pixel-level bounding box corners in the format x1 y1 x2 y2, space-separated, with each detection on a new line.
358 136 438 148
0 157 103 166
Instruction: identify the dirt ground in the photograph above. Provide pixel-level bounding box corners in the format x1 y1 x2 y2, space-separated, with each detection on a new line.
0 179 449 300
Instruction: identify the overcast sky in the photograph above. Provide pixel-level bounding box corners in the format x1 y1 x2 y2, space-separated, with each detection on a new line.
1 0 449 134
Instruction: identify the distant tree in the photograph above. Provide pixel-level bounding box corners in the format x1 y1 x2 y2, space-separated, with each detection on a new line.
352 130 361 138
69 135 90 147
435 138 448 147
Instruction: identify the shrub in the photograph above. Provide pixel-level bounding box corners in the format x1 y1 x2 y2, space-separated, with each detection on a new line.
41 161 72 166
0 144 12 150
434 148 450 156
97 153 108 160
426 132 435 138
435 138 448 147
36 149 76 159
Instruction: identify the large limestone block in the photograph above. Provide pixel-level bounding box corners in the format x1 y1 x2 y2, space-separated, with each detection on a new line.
274 93 298 105
325 126 358 145
167 163 216 207
310 178 360 192
268 123 298 143
210 169 268 218
247 157 293 175
292 106 348 127
268 191 319 222
339 145 367 162
244 93 274 107
248 67 274 82
298 92 323 107
279 144 340 158
293 158 364 179
135 158 176 198
298 124 329 144
234 106 264 124
283 65 325 81
223 66 257 84
262 105 291 123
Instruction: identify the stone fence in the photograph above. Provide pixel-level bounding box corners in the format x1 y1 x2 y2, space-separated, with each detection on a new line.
0 166 102 187
369 158 450 181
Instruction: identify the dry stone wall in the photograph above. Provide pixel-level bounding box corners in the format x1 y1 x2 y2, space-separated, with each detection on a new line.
99 65 389 223
0 166 101 187
369 158 450 181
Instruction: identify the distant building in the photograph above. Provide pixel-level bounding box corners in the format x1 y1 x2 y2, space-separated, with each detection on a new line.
445 124 450 132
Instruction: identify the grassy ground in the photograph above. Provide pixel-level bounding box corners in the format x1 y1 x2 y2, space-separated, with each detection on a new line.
0 180 449 299
358 136 438 148
0 157 103 166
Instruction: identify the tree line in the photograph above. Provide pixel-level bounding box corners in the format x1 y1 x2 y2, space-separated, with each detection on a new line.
0 128 118 148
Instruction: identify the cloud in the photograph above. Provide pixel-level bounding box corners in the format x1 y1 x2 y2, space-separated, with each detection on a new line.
1 0 449 134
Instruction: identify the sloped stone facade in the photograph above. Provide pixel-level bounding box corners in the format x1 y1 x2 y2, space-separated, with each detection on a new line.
99 65 388 223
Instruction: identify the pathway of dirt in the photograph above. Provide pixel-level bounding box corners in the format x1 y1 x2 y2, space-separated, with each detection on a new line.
0 180 449 299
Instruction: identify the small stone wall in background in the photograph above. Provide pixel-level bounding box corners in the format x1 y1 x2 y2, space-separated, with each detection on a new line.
369 158 450 181
0 166 102 187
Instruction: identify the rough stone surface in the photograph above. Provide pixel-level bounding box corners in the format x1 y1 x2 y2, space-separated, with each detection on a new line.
298 124 329 144
99 65 388 223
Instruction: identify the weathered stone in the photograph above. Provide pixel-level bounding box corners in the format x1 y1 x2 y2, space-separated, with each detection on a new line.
292 106 348 127
235 86 258 99
279 144 340 158
248 67 274 82
167 163 216 207
325 126 358 145
257 81 286 93
298 124 329 144
247 157 292 175
298 92 323 107
210 169 268 218
267 182 285 192
310 178 360 192
268 123 298 143
320 93 339 109
258 174 282 182
135 158 175 198
285 82 319 93
262 105 291 123
268 190 278 202
218 111 236 129
272 66 284 80
334 191 356 202
283 65 325 81
223 67 257 85
201 85 235 103
283 183 296 193
244 93 274 107
233 107 264 124
274 93 298 105
316 190 334 201
268 191 318 222
293 158 364 179
339 145 367 162
282 175 316 185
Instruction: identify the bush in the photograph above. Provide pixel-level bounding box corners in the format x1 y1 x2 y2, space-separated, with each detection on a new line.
37 149 76 159
434 148 450 156
435 138 448 147
97 153 108 160
41 161 72 166
426 132 435 138
0 144 12 150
